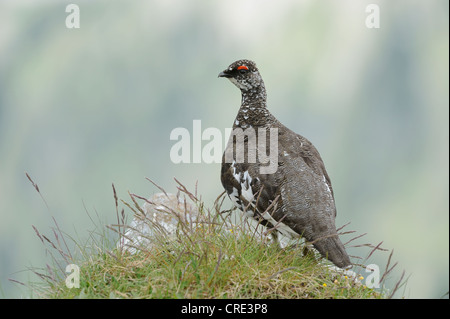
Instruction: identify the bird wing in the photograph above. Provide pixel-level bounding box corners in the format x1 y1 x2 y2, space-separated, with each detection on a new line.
221 122 336 219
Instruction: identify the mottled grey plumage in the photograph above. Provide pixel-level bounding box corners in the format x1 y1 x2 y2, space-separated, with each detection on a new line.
219 59 351 268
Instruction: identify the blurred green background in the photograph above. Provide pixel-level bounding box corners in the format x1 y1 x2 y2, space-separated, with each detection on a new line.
0 0 448 298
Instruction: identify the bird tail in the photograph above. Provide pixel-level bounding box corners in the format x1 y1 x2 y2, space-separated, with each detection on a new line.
312 234 351 269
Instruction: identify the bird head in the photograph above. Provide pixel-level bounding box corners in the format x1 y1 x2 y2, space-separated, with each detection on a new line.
218 59 264 91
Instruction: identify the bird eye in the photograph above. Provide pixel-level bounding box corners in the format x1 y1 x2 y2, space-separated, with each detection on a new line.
237 65 249 74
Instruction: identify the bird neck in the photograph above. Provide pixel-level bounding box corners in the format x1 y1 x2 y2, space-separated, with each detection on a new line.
241 84 267 108
235 85 272 128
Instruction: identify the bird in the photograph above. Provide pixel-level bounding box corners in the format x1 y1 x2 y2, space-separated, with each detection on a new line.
218 59 351 268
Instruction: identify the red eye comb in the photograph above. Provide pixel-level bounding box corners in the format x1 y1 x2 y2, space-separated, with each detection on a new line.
237 65 249 70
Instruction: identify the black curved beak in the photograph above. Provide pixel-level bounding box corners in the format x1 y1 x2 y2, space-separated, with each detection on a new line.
218 70 233 78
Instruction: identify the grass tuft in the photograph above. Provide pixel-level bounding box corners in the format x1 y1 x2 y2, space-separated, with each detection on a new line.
19 173 407 299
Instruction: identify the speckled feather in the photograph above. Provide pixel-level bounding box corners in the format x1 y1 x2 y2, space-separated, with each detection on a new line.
219 59 351 268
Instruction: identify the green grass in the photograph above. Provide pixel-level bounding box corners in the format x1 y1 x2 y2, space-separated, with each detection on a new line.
41 224 381 299
22 175 404 299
